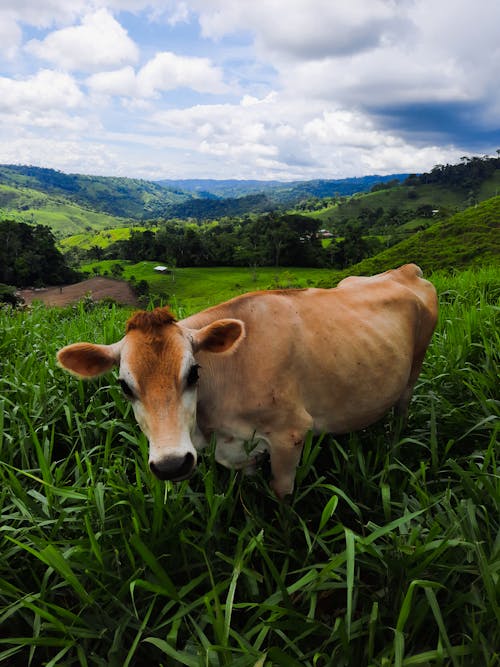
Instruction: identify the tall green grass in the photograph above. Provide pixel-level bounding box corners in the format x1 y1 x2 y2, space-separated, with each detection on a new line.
0 266 498 666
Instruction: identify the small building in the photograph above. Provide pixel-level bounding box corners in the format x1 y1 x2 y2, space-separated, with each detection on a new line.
154 265 171 273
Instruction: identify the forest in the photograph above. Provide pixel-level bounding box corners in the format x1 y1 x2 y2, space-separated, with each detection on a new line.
69 213 382 270
0 220 76 288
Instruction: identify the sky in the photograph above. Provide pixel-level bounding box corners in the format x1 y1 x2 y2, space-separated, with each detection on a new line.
0 0 499 182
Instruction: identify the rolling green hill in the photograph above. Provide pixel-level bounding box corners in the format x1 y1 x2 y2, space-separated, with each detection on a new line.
307 156 500 236
0 165 410 224
0 165 191 219
0 184 131 237
322 194 500 282
59 226 154 250
3 157 500 251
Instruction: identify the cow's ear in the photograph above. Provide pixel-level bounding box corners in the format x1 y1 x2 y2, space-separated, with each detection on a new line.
192 319 245 354
57 341 122 378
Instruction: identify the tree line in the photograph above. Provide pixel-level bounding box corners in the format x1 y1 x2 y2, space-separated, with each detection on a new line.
71 213 381 270
0 220 77 288
406 153 500 197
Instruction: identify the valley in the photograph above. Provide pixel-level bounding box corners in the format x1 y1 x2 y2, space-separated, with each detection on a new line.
1 156 498 309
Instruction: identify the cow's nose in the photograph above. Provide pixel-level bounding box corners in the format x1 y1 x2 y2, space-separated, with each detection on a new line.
149 452 195 481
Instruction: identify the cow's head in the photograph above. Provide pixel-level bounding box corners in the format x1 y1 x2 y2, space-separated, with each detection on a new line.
57 307 245 482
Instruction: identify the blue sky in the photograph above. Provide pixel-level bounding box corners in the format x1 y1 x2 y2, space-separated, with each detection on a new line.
0 0 499 181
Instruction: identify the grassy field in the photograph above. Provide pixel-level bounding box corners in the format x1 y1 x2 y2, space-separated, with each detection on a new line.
0 266 498 666
80 192 499 312
82 262 336 313
59 227 153 251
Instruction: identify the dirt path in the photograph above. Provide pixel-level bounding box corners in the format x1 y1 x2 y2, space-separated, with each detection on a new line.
19 277 139 307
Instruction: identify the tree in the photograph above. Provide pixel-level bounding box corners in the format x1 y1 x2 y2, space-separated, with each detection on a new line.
327 224 372 269
110 263 124 279
0 220 77 287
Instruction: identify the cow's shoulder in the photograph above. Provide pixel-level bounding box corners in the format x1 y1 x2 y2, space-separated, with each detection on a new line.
337 263 421 288
384 264 437 321
337 264 436 312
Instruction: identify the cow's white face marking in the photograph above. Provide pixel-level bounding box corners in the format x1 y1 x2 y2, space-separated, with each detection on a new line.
118 332 200 482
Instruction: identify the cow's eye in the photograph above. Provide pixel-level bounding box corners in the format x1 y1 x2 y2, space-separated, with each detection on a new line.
186 364 200 388
119 378 135 399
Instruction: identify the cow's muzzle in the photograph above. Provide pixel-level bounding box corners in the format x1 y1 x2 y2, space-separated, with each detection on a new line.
149 452 195 482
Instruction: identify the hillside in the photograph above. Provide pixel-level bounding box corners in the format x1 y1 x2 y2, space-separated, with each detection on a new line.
0 165 409 225
323 194 500 281
308 155 500 235
0 165 191 219
58 226 153 251
2 157 499 243
0 184 132 237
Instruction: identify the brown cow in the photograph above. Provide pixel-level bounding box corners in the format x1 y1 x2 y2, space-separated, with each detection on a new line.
57 264 438 498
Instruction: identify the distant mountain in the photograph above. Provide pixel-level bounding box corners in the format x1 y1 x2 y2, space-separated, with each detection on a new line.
156 174 409 204
155 178 285 198
164 193 272 219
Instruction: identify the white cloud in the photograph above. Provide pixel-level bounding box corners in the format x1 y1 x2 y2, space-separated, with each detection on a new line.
0 135 117 174
0 1 88 29
165 2 190 26
2 111 93 134
281 48 472 109
195 0 410 58
25 9 139 72
0 14 22 59
0 70 83 112
137 51 229 96
0 0 191 29
86 52 230 97
191 0 500 118
149 92 463 179
86 66 137 97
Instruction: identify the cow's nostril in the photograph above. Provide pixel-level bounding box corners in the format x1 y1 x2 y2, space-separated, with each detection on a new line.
150 452 195 481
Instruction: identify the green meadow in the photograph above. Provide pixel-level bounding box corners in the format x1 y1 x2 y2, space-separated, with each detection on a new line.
59 227 153 251
0 265 498 666
83 262 336 313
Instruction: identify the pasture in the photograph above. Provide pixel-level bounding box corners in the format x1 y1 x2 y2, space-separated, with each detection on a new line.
0 266 498 666
59 227 153 251
82 262 336 313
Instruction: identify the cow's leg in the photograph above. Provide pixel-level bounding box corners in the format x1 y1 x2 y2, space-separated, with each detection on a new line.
268 420 312 499
395 348 428 418
269 439 304 498
394 385 413 420
393 349 428 441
